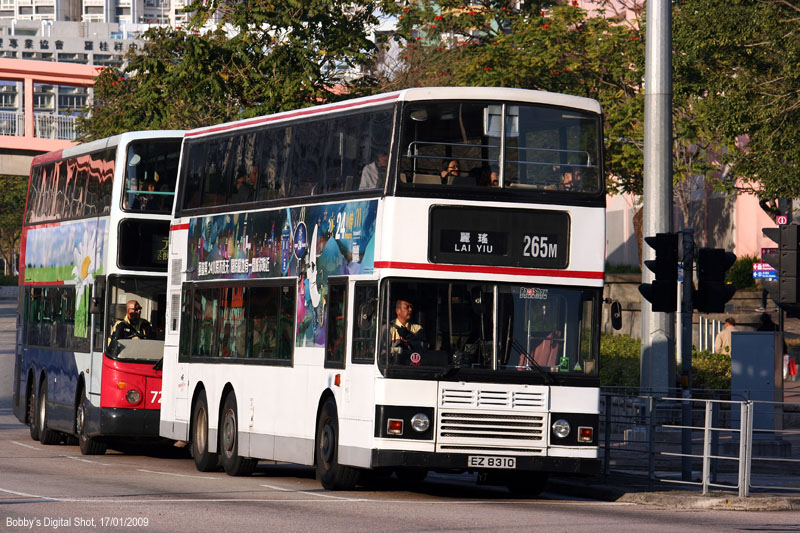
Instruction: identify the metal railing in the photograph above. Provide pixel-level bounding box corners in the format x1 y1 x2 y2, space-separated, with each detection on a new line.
696 317 722 352
600 390 800 497
0 111 24 136
0 111 78 140
34 113 77 140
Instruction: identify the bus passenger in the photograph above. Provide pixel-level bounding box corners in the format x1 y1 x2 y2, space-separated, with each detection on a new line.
231 170 255 203
108 300 153 346
359 151 389 190
440 160 460 185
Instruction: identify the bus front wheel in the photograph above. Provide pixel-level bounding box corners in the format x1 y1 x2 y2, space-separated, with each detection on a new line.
191 390 220 472
36 380 60 445
315 398 360 490
219 393 257 476
76 387 106 455
506 472 549 498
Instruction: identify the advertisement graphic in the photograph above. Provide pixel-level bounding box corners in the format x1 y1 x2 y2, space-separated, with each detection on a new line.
23 219 108 337
187 200 378 347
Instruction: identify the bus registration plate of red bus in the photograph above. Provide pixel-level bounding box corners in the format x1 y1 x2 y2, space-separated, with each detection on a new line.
468 455 516 469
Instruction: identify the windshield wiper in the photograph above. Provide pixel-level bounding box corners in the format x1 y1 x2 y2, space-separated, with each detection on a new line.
509 338 556 384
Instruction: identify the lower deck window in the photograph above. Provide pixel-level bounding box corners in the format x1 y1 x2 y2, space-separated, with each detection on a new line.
181 282 295 364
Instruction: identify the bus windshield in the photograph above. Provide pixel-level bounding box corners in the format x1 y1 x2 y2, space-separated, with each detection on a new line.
106 276 166 362
398 101 601 193
380 279 598 379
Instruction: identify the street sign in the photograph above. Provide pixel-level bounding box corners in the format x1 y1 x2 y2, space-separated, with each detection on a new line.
777 215 788 225
761 247 778 257
753 262 778 272
753 271 779 280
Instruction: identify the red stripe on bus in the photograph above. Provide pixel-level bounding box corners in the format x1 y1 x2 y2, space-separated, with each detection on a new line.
373 261 605 280
22 280 65 286
186 94 400 137
23 221 62 230
31 149 65 166
171 223 190 231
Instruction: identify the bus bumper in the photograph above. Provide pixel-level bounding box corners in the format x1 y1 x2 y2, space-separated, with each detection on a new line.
370 450 600 475
85 404 161 438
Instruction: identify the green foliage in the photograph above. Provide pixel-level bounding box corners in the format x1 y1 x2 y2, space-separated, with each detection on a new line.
600 334 732 390
78 0 387 138
0 175 27 275
0 274 17 285
691 349 731 390
606 263 641 274
600 333 641 388
725 255 757 290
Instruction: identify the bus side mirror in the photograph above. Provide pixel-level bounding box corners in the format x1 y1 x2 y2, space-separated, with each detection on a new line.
358 302 375 331
90 297 103 314
610 301 622 331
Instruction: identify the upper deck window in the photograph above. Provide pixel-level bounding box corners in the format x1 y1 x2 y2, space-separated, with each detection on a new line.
122 139 182 214
398 101 601 195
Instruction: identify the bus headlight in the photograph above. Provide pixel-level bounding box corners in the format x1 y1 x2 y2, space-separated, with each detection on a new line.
410 413 430 433
126 389 142 405
552 419 571 439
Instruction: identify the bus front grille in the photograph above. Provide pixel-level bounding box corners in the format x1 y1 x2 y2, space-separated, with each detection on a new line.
440 387 546 409
437 411 546 449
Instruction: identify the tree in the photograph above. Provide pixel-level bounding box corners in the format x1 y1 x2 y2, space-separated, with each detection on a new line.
78 0 388 139
380 1 647 195
673 0 800 201
0 175 27 276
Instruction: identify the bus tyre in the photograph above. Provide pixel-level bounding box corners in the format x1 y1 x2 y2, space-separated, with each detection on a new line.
316 398 360 490
76 389 106 455
36 380 60 445
506 472 548 498
27 384 39 442
219 393 257 476
191 390 220 472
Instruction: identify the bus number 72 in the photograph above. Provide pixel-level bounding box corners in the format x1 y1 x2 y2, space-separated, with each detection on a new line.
150 390 162 404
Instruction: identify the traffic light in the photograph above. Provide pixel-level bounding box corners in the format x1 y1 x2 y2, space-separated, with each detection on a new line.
762 224 800 305
693 248 736 313
639 233 678 312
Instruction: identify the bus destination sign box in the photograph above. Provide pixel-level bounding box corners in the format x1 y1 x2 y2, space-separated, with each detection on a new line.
429 206 570 269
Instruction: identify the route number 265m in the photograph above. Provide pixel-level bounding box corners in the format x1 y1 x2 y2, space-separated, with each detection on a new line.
522 235 557 258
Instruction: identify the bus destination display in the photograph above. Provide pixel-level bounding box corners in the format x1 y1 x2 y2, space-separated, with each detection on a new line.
429 206 570 269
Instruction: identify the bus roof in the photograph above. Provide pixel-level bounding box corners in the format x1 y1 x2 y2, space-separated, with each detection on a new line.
30 130 185 167
185 87 602 139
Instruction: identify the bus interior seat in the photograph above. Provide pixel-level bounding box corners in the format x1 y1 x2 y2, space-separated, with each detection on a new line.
413 174 441 185
448 174 477 186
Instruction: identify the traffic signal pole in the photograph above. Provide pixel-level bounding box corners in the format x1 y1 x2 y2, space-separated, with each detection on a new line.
641 0 674 394
678 229 694 481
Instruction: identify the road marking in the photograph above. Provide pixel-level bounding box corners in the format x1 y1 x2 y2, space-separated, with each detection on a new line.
11 440 40 450
137 468 218 480
0 487 60 501
259 482 368 501
62 455 112 466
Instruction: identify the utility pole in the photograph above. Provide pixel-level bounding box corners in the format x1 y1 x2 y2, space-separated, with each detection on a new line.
641 0 674 394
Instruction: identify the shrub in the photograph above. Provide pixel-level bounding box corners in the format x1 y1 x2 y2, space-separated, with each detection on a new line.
606 262 641 274
600 334 641 387
725 255 757 290
599 334 732 390
0 274 17 286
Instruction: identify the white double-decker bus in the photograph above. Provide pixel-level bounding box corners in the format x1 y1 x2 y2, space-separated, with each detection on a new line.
161 88 605 494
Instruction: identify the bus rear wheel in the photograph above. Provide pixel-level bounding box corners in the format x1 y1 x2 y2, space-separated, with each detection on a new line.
316 398 360 490
191 390 220 472
76 388 106 455
27 382 39 442
36 380 60 445
219 393 257 476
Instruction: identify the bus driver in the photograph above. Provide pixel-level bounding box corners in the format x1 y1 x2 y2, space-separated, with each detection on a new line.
391 299 424 343
109 300 153 345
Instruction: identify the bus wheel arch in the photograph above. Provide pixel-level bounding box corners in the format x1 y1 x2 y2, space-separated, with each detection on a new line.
218 388 257 476
315 394 360 490
190 384 220 472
